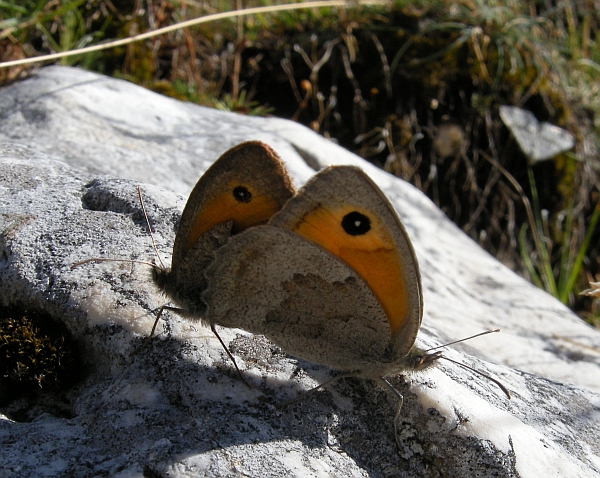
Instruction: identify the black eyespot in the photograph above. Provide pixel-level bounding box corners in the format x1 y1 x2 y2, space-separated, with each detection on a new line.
233 186 252 203
341 211 371 236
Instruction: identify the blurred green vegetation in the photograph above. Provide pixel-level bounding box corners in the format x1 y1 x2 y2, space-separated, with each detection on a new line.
1 0 599 325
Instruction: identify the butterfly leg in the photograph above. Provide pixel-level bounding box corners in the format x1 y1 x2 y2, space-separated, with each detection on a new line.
210 324 251 388
378 376 405 449
130 304 179 357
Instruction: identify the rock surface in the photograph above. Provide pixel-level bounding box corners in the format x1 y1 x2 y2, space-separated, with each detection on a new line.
0 66 599 477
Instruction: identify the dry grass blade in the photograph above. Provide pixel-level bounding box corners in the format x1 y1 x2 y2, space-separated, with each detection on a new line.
0 0 389 70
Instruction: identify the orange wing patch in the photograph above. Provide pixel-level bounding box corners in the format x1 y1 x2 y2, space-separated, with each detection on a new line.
293 205 409 334
183 181 282 256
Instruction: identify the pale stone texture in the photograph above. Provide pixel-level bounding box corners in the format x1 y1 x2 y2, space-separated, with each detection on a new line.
0 66 599 477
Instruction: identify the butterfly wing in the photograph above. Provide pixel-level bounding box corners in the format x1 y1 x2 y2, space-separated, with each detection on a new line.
173 141 295 265
202 225 392 371
269 166 423 360
153 141 295 317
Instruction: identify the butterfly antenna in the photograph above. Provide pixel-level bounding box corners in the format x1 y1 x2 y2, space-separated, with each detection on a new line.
438 355 511 399
71 257 155 270
420 329 510 399
424 329 501 353
71 187 166 270
137 187 166 270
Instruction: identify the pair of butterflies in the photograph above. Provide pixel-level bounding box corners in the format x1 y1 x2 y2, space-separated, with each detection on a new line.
151 140 437 385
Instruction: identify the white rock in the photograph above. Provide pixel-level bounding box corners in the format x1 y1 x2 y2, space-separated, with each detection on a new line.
499 105 575 162
0 66 599 477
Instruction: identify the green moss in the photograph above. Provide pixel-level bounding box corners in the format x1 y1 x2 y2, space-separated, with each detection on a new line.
0 308 79 401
